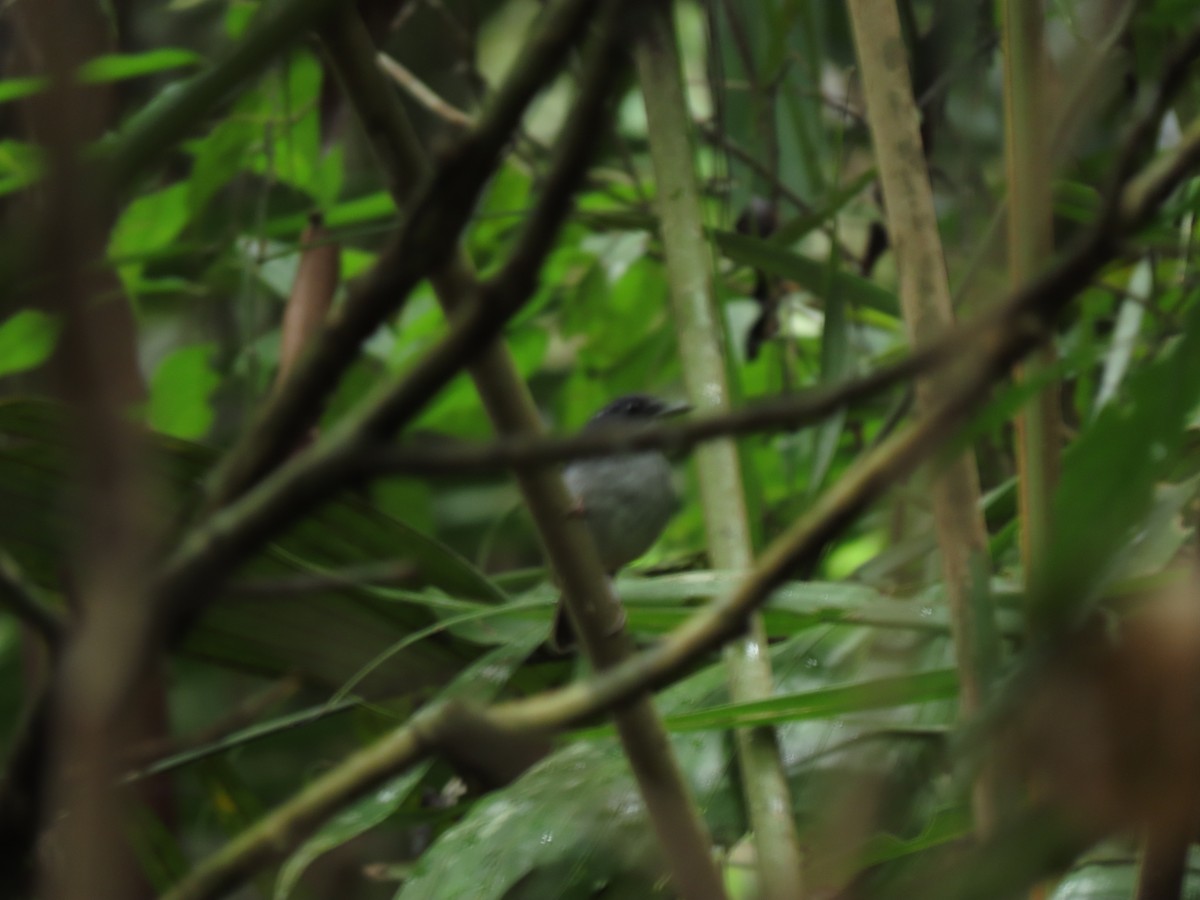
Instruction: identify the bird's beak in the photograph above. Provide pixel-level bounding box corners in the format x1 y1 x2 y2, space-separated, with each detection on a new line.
658 400 693 418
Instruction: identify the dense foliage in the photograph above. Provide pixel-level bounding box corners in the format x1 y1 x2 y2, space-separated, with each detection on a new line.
3 0 1200 898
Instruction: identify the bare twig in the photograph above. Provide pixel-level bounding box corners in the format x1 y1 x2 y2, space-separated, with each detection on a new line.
376 52 474 128
355 336 963 475
0 552 64 648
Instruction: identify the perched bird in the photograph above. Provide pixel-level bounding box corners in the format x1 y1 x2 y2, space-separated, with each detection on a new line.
551 393 691 651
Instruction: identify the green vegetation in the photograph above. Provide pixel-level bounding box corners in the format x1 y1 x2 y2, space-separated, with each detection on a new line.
2 1 1200 898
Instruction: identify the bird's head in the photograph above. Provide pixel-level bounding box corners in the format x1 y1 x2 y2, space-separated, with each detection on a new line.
587 393 692 425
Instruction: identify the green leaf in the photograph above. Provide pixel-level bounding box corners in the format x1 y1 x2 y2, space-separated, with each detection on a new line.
109 182 192 296
78 49 203 83
0 140 46 195
1050 847 1200 899
715 228 898 315
185 113 260 213
1036 295 1200 625
147 344 221 440
275 633 545 900
0 310 60 378
772 167 877 246
0 399 511 695
395 741 681 900
658 669 958 733
0 77 48 105
250 51 341 205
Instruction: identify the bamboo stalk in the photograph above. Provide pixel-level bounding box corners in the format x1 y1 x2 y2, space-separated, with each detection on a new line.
634 5 805 898
1001 0 1061 625
845 0 1003 834
1000 3 1061 893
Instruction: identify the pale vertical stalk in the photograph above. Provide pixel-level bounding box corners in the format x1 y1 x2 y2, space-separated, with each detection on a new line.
321 8 726 897
1001 2 1060 891
634 6 805 898
845 0 1002 834
1002 0 1060 619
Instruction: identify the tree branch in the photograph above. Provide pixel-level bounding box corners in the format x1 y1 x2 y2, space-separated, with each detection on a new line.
355 336 963 475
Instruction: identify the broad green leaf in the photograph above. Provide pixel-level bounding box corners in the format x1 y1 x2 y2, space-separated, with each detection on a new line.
109 182 192 296
0 400 509 695
267 191 397 237
0 310 60 378
395 740 691 900
715 229 899 315
1050 847 1200 899
657 669 958 733
78 49 203 83
250 51 342 205
147 344 221 440
185 113 260 213
400 628 952 900
1093 258 1150 412
1036 295 1200 625
0 140 46 195
275 632 545 900
0 77 48 105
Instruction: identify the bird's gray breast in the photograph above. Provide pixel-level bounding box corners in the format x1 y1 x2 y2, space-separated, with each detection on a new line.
563 452 679 572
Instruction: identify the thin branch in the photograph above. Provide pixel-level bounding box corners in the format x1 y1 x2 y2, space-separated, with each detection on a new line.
0 552 65 648
698 122 811 213
357 338 961 475
376 51 474 128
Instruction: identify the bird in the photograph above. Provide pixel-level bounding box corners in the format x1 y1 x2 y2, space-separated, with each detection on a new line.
551 393 691 651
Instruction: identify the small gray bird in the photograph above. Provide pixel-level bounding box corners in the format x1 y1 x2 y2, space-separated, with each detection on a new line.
551 393 691 651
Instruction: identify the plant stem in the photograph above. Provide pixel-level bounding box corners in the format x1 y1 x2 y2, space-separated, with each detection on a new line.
635 5 804 898
845 0 1003 834
1001 0 1061 630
